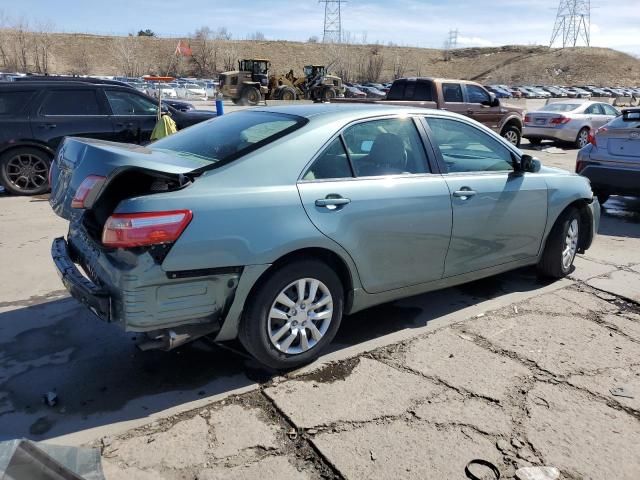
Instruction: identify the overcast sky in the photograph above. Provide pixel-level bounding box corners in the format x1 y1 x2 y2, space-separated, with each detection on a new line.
3 0 639 54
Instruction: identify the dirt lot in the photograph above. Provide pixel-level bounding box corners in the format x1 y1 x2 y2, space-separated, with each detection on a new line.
1 141 639 479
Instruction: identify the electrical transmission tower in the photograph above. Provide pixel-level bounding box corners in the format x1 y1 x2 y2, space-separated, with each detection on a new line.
447 29 458 50
550 0 591 48
320 0 345 43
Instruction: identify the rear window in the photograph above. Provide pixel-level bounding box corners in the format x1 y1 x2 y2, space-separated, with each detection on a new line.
40 90 102 115
386 80 434 101
606 114 640 129
151 111 307 166
0 90 36 115
540 103 581 112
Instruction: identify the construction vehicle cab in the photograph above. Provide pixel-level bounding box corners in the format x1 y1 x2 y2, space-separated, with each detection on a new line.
218 59 270 105
303 64 345 101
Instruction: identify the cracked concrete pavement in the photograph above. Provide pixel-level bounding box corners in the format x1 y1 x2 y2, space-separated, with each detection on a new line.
1 143 640 479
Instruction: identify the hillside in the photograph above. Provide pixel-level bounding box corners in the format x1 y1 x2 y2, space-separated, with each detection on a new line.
1 31 639 85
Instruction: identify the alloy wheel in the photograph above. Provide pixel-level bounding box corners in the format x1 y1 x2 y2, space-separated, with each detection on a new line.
268 278 333 355
578 129 589 148
504 129 519 145
562 219 579 270
6 153 49 193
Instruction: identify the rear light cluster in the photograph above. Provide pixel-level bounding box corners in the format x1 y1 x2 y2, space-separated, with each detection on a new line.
72 175 106 209
524 114 531 123
588 127 607 147
102 210 193 248
549 116 571 125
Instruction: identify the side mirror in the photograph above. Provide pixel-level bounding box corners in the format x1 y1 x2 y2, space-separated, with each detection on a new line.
491 96 500 107
516 153 540 173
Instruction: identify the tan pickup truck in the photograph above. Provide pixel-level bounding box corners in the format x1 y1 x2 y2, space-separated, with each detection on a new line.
343 77 525 146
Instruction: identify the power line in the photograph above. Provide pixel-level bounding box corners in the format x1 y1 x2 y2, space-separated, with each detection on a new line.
550 0 591 48
320 0 345 43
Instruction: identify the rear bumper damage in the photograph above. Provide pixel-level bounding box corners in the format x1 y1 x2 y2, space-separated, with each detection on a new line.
51 224 244 349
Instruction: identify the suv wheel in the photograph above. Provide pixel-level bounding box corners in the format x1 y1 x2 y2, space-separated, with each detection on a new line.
0 147 51 196
239 260 344 369
241 86 261 106
501 125 521 147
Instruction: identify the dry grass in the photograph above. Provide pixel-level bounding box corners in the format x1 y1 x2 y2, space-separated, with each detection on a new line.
4 32 640 85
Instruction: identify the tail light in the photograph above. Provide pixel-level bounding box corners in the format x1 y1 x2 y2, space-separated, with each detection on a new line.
588 127 607 147
549 116 571 125
102 210 193 248
71 175 106 209
524 114 531 123
575 160 584 173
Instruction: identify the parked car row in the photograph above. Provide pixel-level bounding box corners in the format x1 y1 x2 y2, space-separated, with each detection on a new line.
485 84 640 99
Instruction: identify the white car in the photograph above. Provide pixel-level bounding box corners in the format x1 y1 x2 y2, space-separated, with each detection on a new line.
176 83 207 100
523 100 620 148
203 81 217 98
147 83 178 99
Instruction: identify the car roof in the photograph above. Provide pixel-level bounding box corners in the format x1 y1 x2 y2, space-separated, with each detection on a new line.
252 103 452 123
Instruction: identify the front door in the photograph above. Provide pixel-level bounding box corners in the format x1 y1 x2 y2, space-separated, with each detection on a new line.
297 116 452 294
103 89 159 144
424 116 548 277
464 84 503 131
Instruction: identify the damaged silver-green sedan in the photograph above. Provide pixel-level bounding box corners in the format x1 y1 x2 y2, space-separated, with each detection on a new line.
50 104 599 369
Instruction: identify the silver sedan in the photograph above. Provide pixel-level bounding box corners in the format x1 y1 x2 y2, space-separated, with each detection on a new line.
523 101 620 148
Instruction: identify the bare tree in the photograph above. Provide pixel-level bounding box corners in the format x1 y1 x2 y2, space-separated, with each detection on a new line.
33 21 54 74
0 10 11 69
248 31 265 41
220 42 238 72
190 26 217 77
69 42 91 75
392 53 409 79
13 18 31 71
216 27 232 41
111 35 148 76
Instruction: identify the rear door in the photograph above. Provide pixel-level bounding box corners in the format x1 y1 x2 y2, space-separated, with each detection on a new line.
297 116 452 294
464 84 502 131
31 87 113 150
423 115 548 277
584 103 610 129
441 82 467 117
103 88 159 144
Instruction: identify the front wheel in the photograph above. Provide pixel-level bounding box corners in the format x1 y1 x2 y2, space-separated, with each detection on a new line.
239 260 344 369
241 86 261 106
501 125 521 147
322 87 337 102
537 208 581 279
575 127 590 149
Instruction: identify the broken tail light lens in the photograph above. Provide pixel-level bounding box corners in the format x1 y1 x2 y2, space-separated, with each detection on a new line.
549 116 571 125
71 175 106 209
102 210 193 248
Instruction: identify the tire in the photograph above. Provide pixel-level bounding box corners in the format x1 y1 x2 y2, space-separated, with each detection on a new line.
501 125 521 147
322 87 337 102
0 147 51 196
241 86 261 106
537 208 581 279
280 86 297 101
575 127 590 149
239 260 344 370
528 138 542 146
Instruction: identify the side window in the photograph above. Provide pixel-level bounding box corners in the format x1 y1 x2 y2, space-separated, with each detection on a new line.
442 83 463 103
386 81 406 100
602 104 619 116
585 104 604 115
426 117 513 173
40 90 102 115
0 90 36 115
414 81 434 101
466 85 491 104
105 90 157 115
342 118 428 177
303 137 353 181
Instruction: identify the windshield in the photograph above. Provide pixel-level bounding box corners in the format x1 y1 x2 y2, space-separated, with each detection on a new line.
151 111 307 167
540 103 581 112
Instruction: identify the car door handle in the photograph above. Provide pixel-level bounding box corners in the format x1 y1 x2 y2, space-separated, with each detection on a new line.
38 123 56 129
453 189 477 199
116 122 135 128
315 196 351 208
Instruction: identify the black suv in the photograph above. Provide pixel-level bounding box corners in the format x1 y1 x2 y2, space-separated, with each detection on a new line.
0 81 215 195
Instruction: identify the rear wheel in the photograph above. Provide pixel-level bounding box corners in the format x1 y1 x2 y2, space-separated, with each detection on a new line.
0 147 51 196
537 208 581 279
322 87 337 102
239 260 344 369
501 125 521 147
575 127 590 149
241 86 261 106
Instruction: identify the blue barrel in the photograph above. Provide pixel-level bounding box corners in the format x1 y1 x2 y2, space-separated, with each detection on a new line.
215 95 224 116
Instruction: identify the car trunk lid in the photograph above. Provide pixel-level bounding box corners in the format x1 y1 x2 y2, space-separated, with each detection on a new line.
49 137 210 221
